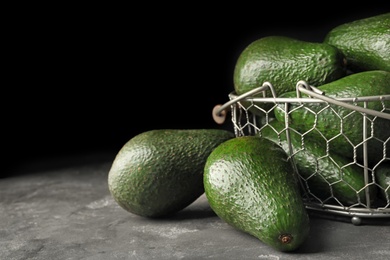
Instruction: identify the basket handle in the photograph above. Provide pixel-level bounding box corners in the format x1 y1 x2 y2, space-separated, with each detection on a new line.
296 81 390 120
212 81 390 124
212 82 275 124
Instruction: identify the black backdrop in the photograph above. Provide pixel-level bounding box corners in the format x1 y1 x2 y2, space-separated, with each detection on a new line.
3 6 389 174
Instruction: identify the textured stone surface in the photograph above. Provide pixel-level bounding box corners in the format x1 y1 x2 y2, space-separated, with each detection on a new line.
1 152 389 260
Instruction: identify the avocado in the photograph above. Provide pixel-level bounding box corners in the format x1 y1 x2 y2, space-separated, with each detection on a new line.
260 120 378 206
324 12 390 72
203 136 310 252
108 128 234 218
233 35 347 98
374 161 390 201
273 70 390 166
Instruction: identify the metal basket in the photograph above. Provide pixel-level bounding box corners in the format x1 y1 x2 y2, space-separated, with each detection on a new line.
213 81 390 225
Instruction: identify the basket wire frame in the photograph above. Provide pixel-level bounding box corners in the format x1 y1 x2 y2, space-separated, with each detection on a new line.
218 81 390 223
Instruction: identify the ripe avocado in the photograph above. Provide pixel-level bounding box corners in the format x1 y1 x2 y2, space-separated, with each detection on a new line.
260 120 378 206
203 136 310 252
273 70 390 166
233 35 347 98
374 161 390 201
108 129 234 218
323 12 390 72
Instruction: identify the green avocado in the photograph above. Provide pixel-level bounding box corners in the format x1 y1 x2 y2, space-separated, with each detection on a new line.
260 120 378 206
273 70 390 166
233 35 347 97
108 128 234 218
323 12 390 72
203 136 310 252
374 161 390 201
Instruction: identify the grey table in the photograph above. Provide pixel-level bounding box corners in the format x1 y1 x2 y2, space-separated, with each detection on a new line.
1 151 389 260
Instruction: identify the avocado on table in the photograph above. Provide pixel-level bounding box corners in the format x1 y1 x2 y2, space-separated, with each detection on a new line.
108 128 234 218
260 120 378 206
203 136 310 252
324 12 390 72
273 70 390 166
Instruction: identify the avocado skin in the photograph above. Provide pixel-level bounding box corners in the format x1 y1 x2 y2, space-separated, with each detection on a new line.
108 129 234 218
261 120 377 206
375 161 390 201
204 136 310 252
324 13 390 72
273 70 390 166
233 35 347 97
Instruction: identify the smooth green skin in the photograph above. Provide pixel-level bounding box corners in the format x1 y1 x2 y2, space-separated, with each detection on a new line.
274 70 390 166
204 136 310 252
233 35 347 98
324 12 390 72
374 162 390 201
108 129 234 218
261 120 377 206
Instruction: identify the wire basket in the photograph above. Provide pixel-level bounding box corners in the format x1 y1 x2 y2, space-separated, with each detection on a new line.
213 81 390 225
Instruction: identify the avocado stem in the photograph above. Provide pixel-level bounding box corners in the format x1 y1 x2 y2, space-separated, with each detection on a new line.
279 234 293 244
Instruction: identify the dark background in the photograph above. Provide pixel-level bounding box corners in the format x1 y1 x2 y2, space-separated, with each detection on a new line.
3 5 389 175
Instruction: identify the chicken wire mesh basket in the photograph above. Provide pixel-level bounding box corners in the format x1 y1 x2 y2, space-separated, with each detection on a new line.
213 81 390 225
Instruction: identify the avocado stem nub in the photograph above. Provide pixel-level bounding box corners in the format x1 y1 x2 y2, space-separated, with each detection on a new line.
279 234 293 244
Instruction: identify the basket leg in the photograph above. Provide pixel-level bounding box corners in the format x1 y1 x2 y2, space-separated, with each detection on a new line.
351 216 362 225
